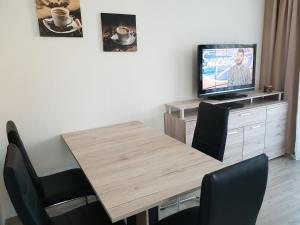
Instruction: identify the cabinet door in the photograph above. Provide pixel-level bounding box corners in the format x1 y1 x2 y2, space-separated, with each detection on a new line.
223 128 243 165
186 134 194 146
243 122 265 160
185 121 196 146
265 120 286 159
185 120 196 136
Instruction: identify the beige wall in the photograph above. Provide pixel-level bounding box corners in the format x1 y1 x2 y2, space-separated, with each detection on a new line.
0 0 265 224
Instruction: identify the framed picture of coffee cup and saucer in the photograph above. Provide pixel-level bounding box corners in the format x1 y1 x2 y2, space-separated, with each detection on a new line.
36 0 83 37
101 13 137 52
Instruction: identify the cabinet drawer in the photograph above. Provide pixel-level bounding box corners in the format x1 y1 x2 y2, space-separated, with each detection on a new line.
223 128 243 165
266 103 288 122
265 138 285 150
228 107 266 129
265 146 285 159
265 135 285 149
186 121 196 135
265 120 286 153
243 122 265 160
265 120 287 139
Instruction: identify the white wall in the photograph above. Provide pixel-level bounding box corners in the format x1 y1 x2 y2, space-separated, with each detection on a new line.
0 0 265 223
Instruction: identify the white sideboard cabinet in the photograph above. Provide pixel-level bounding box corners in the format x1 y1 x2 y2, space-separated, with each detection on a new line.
164 91 287 163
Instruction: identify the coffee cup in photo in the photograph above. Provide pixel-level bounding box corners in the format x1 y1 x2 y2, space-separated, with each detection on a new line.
51 7 71 28
116 26 130 41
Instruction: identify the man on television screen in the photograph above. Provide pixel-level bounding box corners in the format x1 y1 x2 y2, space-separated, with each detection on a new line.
228 48 251 87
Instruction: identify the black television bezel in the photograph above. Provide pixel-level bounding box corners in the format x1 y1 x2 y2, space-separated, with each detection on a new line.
197 44 257 98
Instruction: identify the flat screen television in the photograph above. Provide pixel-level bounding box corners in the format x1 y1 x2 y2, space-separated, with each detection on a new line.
198 44 256 98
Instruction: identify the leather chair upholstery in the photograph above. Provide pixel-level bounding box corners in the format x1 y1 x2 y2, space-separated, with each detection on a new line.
4 144 54 225
155 154 268 225
6 121 40 187
6 120 94 206
192 102 229 161
4 144 125 225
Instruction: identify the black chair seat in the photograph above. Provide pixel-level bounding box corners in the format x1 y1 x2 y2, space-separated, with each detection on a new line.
52 202 125 225
6 120 95 207
39 168 94 206
4 144 124 225
153 155 268 225
155 207 200 225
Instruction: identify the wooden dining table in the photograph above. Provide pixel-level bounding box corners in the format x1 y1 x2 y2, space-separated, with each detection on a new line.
62 121 223 225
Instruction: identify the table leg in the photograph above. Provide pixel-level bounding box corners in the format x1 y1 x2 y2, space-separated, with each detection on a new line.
136 211 148 225
127 211 148 225
127 207 159 225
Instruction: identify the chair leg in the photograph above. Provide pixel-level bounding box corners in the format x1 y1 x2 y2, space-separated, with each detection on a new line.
160 196 182 211
179 195 198 204
45 197 83 209
159 201 178 210
176 197 180 210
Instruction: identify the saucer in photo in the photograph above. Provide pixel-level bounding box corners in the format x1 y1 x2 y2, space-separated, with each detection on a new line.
111 33 136 46
43 18 79 34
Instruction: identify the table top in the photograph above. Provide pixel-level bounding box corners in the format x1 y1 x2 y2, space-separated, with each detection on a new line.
62 121 223 222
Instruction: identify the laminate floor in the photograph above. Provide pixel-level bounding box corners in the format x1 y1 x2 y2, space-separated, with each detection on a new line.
6 156 300 225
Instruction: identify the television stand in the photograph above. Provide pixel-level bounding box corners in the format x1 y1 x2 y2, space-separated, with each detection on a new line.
219 102 244 109
207 93 248 101
164 90 287 162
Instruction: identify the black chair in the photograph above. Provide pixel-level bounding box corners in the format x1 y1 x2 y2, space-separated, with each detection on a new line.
4 144 125 225
6 120 94 207
154 154 269 225
192 102 229 161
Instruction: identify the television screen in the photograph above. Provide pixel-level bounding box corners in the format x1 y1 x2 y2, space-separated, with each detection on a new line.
198 44 256 97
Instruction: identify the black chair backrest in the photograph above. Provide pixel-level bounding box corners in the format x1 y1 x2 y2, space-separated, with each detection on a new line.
192 102 229 161
199 154 268 225
4 144 51 225
6 121 40 187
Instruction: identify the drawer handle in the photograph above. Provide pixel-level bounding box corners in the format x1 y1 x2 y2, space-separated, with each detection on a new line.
228 131 239 135
251 125 261 129
239 113 251 117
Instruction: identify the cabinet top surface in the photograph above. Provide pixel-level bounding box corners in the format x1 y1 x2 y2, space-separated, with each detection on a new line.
166 91 284 110
169 100 287 122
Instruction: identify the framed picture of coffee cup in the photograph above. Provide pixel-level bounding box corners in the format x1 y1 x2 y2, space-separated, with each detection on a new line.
101 13 137 52
36 0 83 37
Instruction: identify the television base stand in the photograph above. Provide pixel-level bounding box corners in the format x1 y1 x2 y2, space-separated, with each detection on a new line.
207 93 248 101
219 102 244 109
